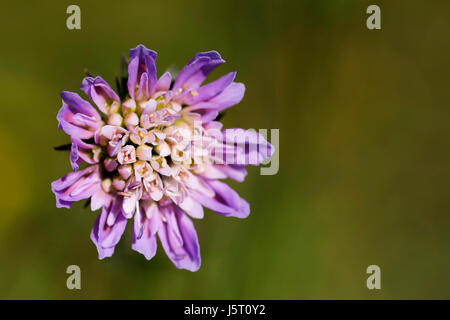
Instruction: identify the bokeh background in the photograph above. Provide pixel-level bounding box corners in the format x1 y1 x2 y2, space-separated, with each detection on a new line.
0 0 449 299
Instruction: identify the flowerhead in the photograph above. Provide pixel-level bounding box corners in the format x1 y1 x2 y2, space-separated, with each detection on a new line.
51 45 273 271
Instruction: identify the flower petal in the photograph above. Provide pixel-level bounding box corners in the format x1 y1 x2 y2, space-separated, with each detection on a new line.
57 92 102 140
51 165 101 208
213 164 247 182
81 76 120 114
182 72 236 106
132 201 159 260
57 103 97 140
155 71 172 92
122 192 137 218
127 44 158 99
211 128 273 166
178 196 204 219
158 205 201 271
68 137 98 172
90 189 111 211
90 197 127 259
70 142 80 171
173 51 224 92
191 179 250 218
184 82 245 121
60 91 101 119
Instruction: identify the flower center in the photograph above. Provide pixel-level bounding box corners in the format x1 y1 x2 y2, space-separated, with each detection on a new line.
96 93 216 205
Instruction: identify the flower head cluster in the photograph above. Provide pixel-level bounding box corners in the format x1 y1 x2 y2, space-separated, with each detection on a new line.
52 45 273 271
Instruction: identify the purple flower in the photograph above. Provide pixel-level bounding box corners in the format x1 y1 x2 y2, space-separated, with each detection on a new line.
51 45 273 271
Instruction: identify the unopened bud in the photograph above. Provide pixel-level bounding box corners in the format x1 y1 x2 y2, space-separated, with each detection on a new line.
104 158 118 172
107 113 123 126
112 177 126 191
124 112 139 127
101 178 112 193
137 145 152 161
122 98 136 113
118 164 133 180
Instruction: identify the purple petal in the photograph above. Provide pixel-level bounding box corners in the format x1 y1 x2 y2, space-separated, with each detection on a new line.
122 192 137 218
213 164 247 182
212 128 273 166
60 91 101 119
130 44 157 61
136 72 149 99
90 214 115 259
131 202 159 260
173 51 224 92
90 189 111 211
191 180 250 218
196 165 227 180
81 76 119 114
178 196 204 219
185 82 245 121
70 138 98 166
204 120 223 131
208 82 246 111
57 103 97 140
127 45 158 99
158 205 201 271
70 143 80 171
51 165 101 208
90 197 127 259
155 71 172 92
182 72 236 106
71 137 96 149
57 92 102 140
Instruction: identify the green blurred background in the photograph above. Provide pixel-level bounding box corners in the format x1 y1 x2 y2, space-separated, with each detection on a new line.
0 0 449 299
